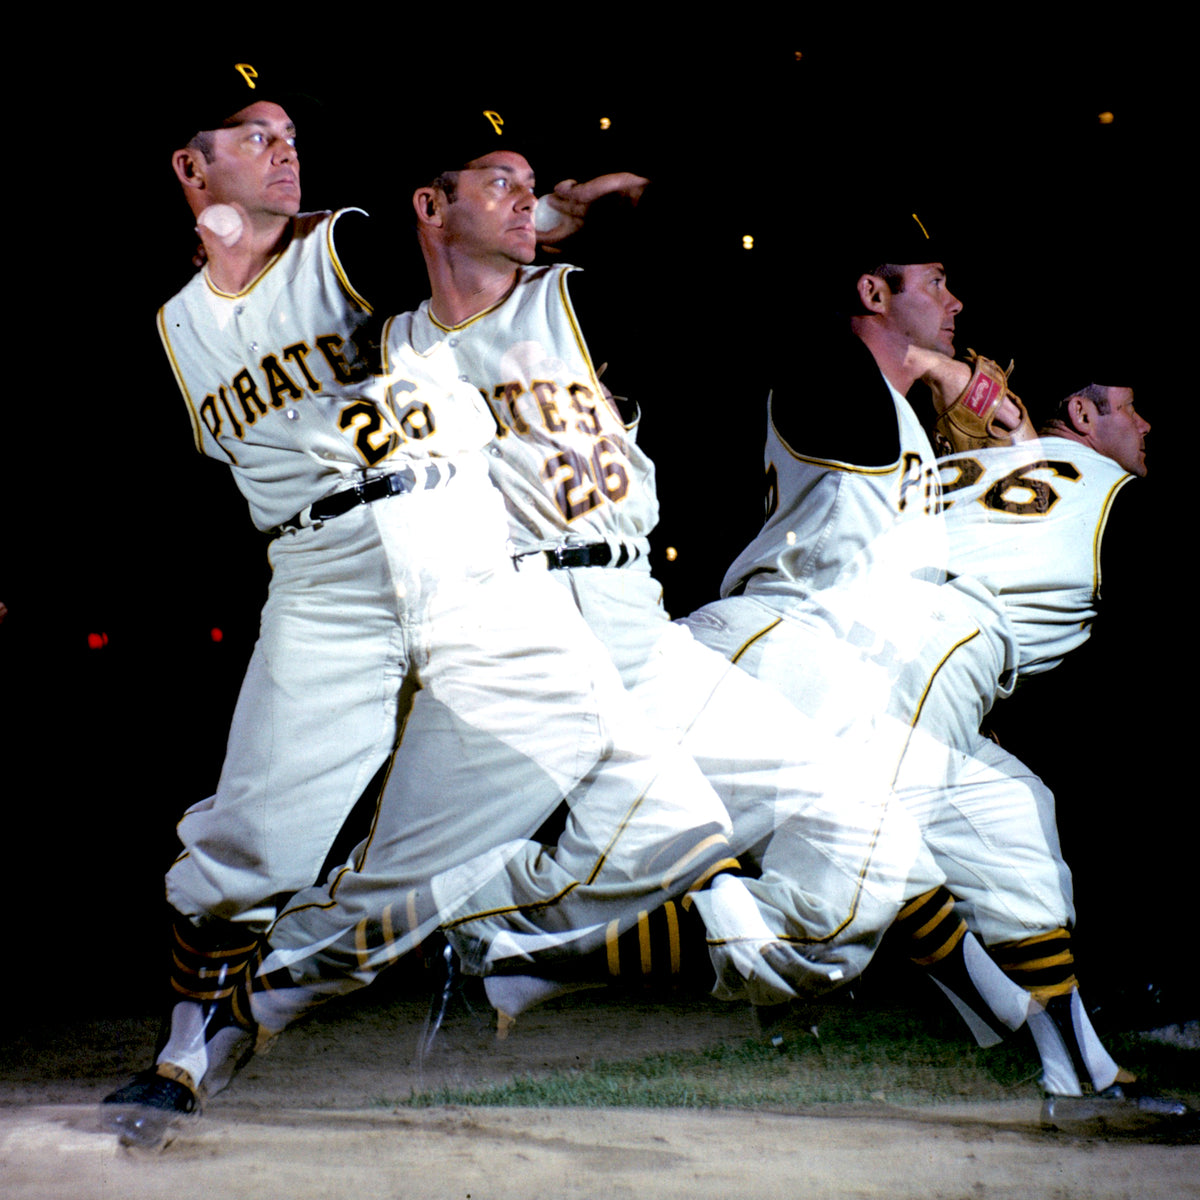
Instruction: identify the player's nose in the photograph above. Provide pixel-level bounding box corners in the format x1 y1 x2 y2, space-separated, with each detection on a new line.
945 288 963 316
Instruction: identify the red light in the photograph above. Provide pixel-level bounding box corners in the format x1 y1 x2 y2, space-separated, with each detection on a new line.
210 627 224 643
87 632 109 650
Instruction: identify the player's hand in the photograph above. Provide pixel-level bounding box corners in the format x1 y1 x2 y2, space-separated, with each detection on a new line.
990 395 1026 432
536 172 650 244
913 348 1026 431
908 348 972 414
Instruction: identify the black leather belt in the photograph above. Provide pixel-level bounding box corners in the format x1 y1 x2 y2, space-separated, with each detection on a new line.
271 463 455 537
524 543 634 570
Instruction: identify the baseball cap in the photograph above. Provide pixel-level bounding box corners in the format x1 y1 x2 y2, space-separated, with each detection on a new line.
401 102 552 196
167 57 321 151
839 208 948 279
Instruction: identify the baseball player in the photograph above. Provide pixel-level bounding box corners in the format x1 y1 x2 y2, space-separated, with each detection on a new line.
390 113 1048 1047
940 379 1147 685
682 215 1180 1128
904 373 1169 1126
100 62 786 1149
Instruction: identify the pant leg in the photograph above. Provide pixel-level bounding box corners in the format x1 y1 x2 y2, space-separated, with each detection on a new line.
265 489 735 987
884 585 1071 944
541 573 945 993
893 729 1074 944
688 593 1071 950
165 504 413 929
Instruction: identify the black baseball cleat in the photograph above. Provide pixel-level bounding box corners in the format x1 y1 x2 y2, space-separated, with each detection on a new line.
100 1069 198 1149
1041 1084 1195 1138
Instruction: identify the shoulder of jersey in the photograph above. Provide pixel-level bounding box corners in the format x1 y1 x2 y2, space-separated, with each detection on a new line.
163 209 340 308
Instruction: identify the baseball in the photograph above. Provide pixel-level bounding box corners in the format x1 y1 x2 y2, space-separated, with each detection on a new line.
199 204 244 247
533 197 568 235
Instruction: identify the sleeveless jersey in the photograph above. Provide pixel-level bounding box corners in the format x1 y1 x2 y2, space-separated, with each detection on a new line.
159 210 492 531
940 436 1134 675
407 264 659 556
722 376 946 605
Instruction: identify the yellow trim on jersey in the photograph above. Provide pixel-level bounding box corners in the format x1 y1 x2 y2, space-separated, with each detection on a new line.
203 249 288 300
199 210 364 303
380 313 396 381
730 618 783 666
555 266 606 401
157 306 239 465
776 793 895 947
892 629 982 788
768 391 903 476
723 608 907 950
326 208 373 313
909 629 980 730
425 266 608 405
440 879 582 930
157 306 202 452
1092 473 1134 600
426 277 522 332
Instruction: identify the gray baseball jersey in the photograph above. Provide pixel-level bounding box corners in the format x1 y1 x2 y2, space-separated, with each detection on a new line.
940 436 1134 677
407 264 946 1001
159 209 495 531
410 263 658 557
723 379 945 604
686 362 1073 945
159 216 740 971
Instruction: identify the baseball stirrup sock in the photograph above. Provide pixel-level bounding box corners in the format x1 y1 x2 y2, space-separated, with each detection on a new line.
484 902 711 1033
992 929 1124 1093
167 916 258 1005
991 929 1078 1003
896 887 1031 1047
1025 989 1125 1095
603 901 710 983
156 918 260 1094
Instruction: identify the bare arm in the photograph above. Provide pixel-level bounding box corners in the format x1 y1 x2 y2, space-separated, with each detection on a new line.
908 347 1026 432
535 172 650 245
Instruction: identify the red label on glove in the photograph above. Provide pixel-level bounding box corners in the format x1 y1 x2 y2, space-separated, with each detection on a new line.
961 374 1001 417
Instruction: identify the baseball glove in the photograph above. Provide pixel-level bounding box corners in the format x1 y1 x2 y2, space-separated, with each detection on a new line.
934 350 1037 453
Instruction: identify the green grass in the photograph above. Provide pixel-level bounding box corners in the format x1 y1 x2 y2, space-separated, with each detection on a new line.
395 1002 1056 1110
386 989 1200 1112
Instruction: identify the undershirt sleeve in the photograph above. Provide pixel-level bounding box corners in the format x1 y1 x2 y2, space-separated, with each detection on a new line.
330 210 429 317
768 325 903 467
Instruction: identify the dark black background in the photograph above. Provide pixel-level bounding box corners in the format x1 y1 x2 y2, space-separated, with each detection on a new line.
2 20 1189 1013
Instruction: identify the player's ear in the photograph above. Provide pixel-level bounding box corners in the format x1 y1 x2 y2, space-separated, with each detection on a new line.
857 273 890 315
1065 394 1093 436
413 186 444 228
173 148 207 192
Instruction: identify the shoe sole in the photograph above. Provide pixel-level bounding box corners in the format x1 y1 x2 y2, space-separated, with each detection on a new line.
100 1102 197 1150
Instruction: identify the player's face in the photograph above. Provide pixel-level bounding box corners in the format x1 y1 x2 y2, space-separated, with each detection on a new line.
201 101 300 218
884 263 963 356
443 150 538 265
1090 386 1150 476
